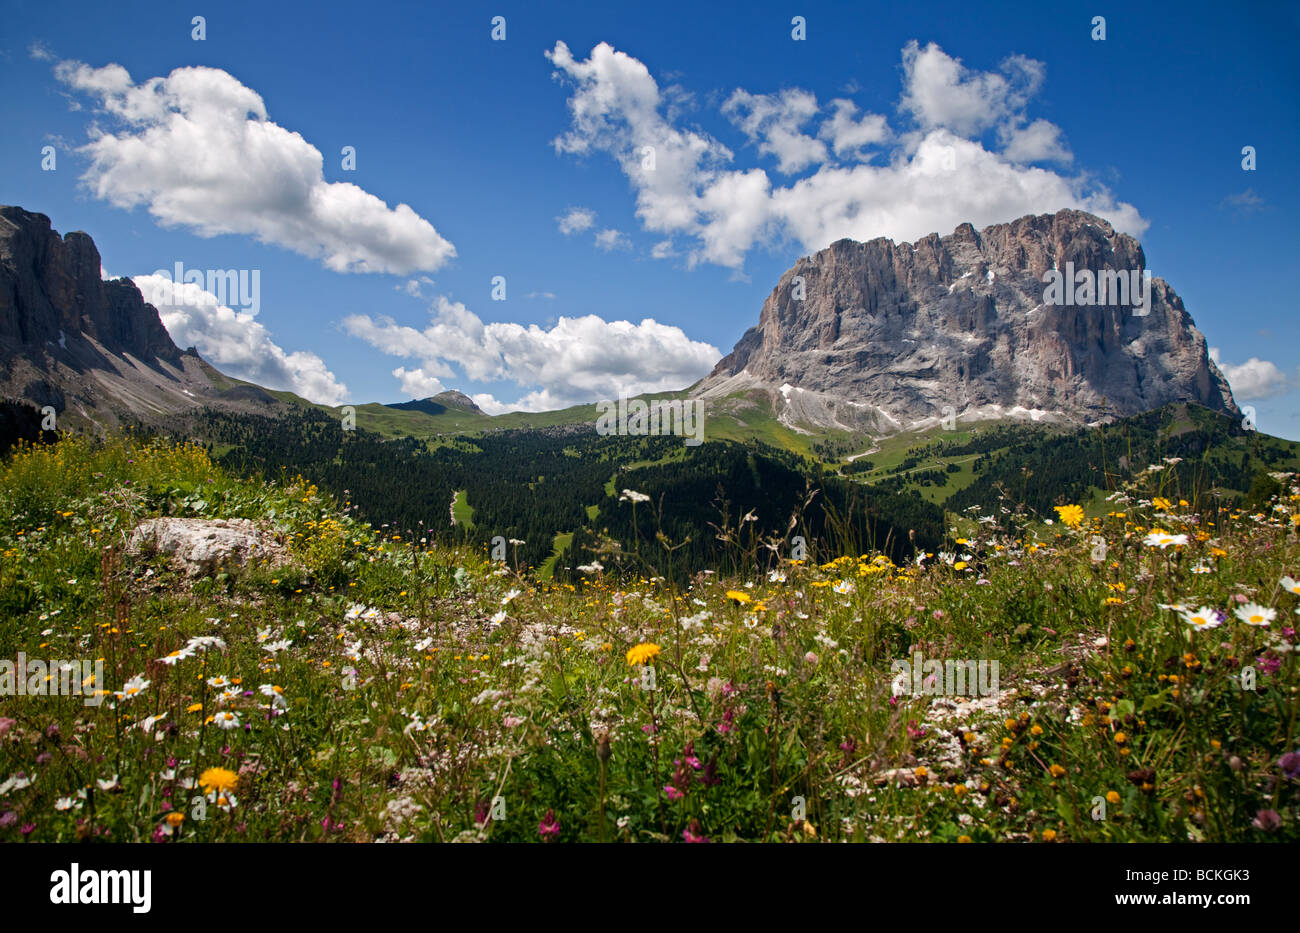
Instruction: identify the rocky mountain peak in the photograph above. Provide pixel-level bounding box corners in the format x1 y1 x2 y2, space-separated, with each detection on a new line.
0 206 180 365
0 206 283 432
430 390 484 414
696 208 1236 433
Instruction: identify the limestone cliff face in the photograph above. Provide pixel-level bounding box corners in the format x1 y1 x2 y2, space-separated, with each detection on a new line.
696 209 1236 433
0 206 281 429
0 206 180 364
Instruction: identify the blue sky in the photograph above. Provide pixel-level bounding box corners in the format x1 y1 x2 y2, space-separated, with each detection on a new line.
2 0 1298 436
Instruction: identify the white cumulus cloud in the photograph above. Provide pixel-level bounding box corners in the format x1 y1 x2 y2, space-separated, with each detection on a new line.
594 228 631 251
899 41 1044 137
56 61 455 275
722 88 828 174
1209 348 1290 400
557 207 597 234
546 40 1138 270
343 296 720 412
134 274 348 405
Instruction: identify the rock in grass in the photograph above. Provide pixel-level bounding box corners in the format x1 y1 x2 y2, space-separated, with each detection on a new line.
128 517 288 577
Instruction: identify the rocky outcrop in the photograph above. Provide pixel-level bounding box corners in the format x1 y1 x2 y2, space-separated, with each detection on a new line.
695 209 1237 433
128 518 289 577
386 389 487 418
0 206 179 364
0 206 286 430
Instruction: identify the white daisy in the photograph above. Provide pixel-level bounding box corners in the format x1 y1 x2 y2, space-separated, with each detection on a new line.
211 711 241 730
1144 531 1188 549
259 684 288 709
206 790 238 812
1181 607 1223 630
114 674 150 701
1234 603 1275 627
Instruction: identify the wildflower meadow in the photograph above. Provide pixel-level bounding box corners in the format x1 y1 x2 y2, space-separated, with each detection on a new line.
0 436 1297 843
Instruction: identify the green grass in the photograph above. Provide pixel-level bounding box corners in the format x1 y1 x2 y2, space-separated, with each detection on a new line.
537 531 573 580
451 490 475 528
1 434 1297 843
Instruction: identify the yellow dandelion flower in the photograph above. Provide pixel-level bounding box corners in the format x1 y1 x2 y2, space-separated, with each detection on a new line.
199 766 239 794
625 643 661 666
1054 504 1085 528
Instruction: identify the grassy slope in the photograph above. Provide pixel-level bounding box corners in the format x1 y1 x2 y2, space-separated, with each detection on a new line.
451 490 475 528
1 435 1298 844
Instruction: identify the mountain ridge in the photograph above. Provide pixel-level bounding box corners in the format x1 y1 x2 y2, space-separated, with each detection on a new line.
694 209 1237 436
0 205 1245 451
0 205 297 433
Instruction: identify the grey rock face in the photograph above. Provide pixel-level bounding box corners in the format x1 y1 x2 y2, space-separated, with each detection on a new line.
695 209 1237 433
0 206 179 364
0 206 287 430
128 517 290 577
